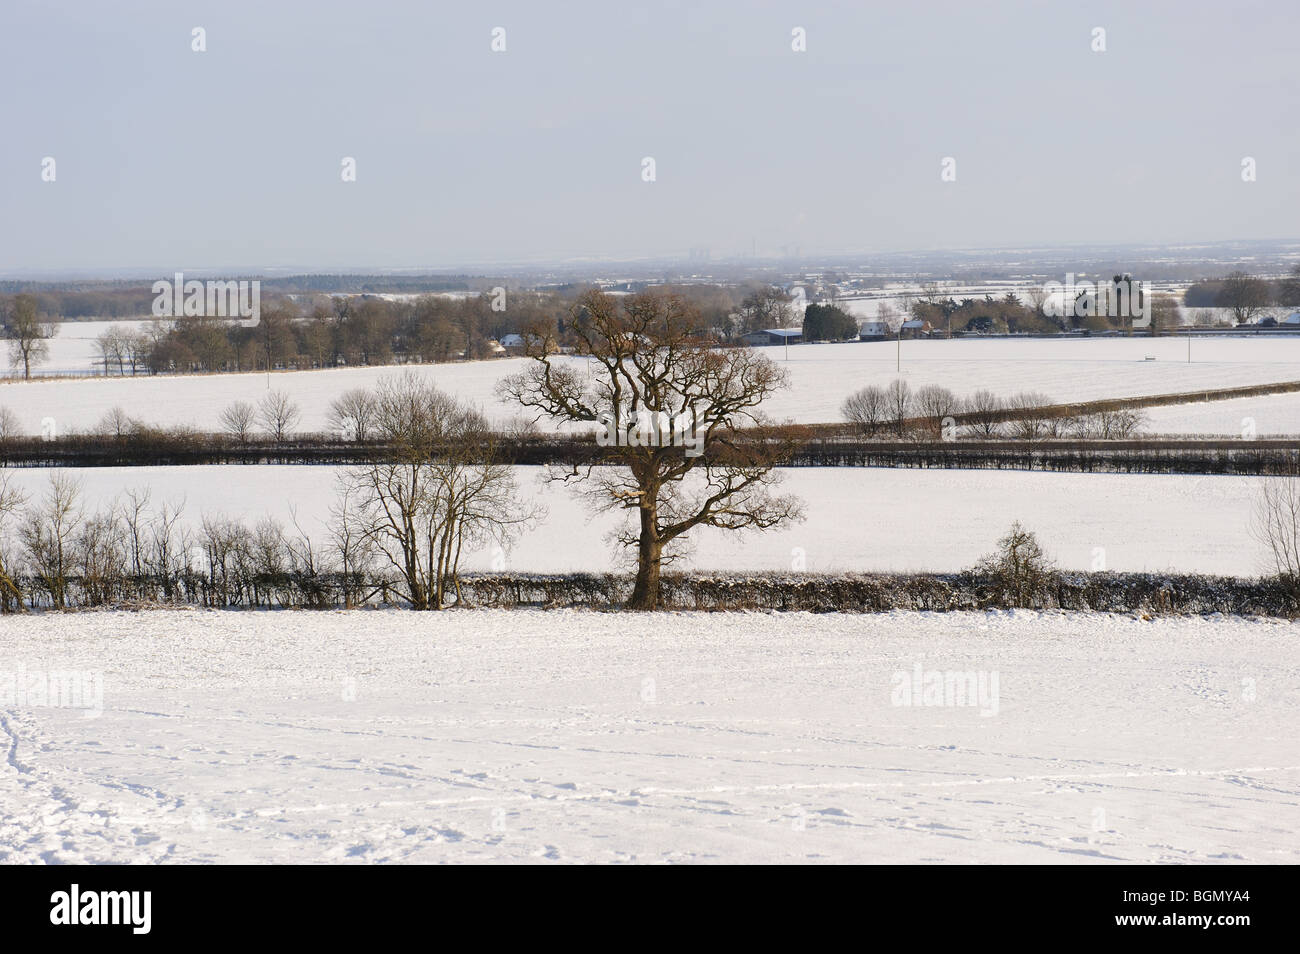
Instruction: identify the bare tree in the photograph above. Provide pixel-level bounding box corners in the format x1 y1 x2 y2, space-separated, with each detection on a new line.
96 406 137 440
1218 271 1271 325
256 390 301 440
328 388 378 441
220 401 257 443
198 514 252 606
329 482 377 608
919 281 945 307
0 406 20 446
736 285 795 334
876 302 901 334
1025 285 1049 319
344 374 539 610
4 294 58 379
885 378 913 437
1253 466 1300 602
1149 293 1182 334
841 385 888 436
119 487 152 580
285 506 330 608
95 329 120 376
1006 391 1055 440
94 328 130 376
965 389 1005 438
75 509 126 606
913 384 958 439
1093 407 1147 439
20 473 83 609
0 473 27 611
125 331 151 375
145 496 189 601
500 289 803 609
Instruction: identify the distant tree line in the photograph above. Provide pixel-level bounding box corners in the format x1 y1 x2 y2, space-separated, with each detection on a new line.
1183 264 1300 323
841 380 1148 440
142 292 561 374
8 270 1300 381
0 275 479 318
0 286 158 319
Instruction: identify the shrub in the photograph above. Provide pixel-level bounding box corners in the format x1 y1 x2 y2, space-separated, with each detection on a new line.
974 521 1057 608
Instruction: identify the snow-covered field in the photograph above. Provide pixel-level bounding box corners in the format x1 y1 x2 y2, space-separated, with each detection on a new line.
1143 393 1300 436
2 608 1295 864
5 465 1268 575
5 337 1300 434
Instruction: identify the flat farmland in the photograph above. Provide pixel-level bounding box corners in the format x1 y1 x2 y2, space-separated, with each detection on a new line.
4 465 1267 576
4 336 1300 435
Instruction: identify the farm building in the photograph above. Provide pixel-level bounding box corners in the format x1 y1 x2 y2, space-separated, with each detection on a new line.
858 320 889 340
742 328 803 347
900 318 932 339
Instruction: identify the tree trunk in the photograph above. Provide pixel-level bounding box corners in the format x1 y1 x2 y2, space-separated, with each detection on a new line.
627 502 662 610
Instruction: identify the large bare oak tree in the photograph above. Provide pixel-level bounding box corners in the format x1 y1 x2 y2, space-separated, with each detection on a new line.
500 289 803 609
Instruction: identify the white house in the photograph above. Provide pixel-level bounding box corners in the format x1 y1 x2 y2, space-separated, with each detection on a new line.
858 320 889 340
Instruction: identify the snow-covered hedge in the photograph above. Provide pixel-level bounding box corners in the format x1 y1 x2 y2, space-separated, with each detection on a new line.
459 571 1298 617
10 569 1294 617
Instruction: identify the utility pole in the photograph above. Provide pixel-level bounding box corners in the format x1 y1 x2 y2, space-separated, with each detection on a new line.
897 325 901 372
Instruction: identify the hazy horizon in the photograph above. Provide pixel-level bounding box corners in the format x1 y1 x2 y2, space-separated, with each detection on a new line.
3 0 1297 272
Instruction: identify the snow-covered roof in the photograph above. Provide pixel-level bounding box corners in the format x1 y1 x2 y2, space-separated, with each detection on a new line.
759 328 802 338
1281 312 1300 325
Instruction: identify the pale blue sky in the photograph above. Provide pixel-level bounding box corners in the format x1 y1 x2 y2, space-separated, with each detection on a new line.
1 0 1296 272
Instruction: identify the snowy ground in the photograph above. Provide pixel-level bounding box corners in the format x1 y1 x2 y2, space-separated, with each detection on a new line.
5 337 1300 435
1142 393 1300 436
6 465 1268 575
1 608 1295 864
